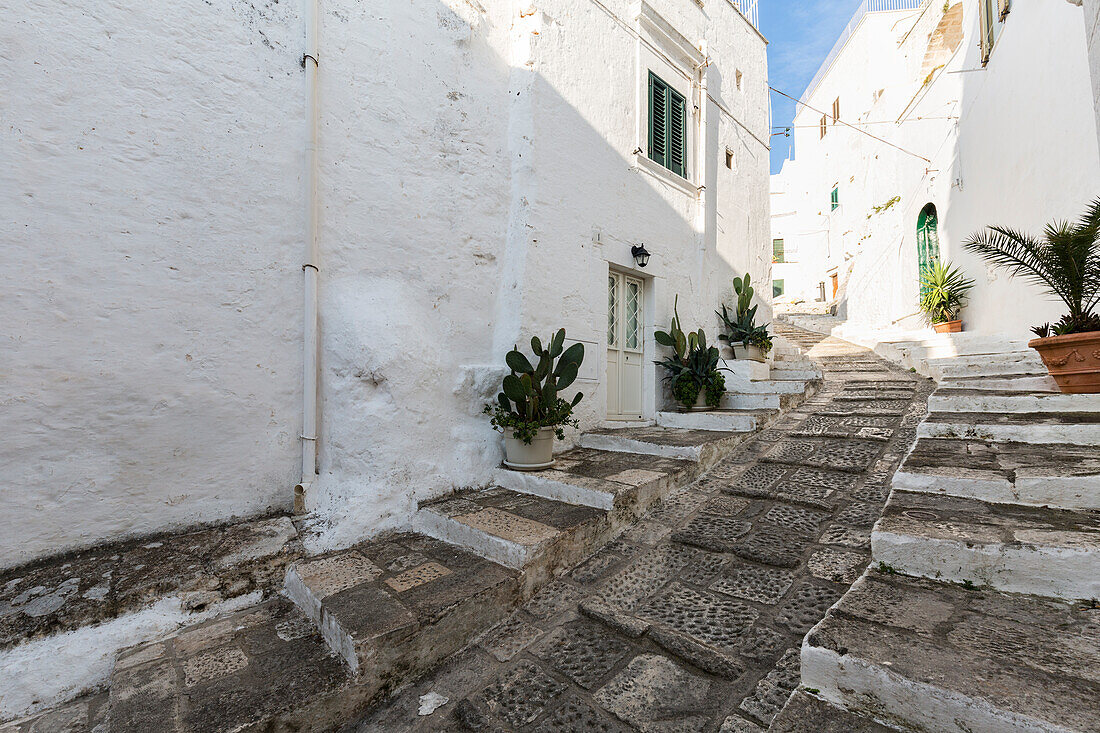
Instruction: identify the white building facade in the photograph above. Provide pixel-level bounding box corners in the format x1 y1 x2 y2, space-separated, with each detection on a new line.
2 0 771 568
771 0 1100 335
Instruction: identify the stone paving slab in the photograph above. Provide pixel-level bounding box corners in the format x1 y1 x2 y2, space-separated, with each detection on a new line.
803 572 1100 733
349 329 934 733
0 515 301 649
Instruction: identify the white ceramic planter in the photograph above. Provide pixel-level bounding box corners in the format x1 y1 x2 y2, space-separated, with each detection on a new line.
502 426 556 471
732 343 766 363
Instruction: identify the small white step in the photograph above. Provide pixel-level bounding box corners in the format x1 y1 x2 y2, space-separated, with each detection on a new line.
939 374 1059 392
721 392 781 410
918 412 1100 446
924 352 1046 380
654 409 763 433
893 437 1100 511
871 491 1100 599
929 389 1100 414
724 377 809 395
576 425 749 462
770 367 822 381
720 358 771 381
802 572 1099 733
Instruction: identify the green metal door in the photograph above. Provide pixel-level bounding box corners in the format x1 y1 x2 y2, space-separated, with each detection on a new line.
917 204 941 298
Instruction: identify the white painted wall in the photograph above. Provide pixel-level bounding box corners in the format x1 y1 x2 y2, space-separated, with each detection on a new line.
303 0 773 551
1084 0 1100 150
2 0 771 564
1 0 304 569
772 0 1100 339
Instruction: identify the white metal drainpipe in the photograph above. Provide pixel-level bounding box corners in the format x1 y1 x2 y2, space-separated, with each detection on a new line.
296 0 321 513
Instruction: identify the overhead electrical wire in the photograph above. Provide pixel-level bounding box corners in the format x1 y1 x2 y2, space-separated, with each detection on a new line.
769 85 932 164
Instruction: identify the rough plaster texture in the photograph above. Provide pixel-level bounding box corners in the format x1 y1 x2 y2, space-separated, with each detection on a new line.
772 0 1100 339
2 0 305 569
301 0 771 552
1086 0 1100 151
4 0 771 563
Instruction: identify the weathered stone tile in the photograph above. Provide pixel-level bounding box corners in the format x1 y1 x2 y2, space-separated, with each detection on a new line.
622 520 672 546
711 564 796 605
385 562 452 593
476 661 567 728
818 525 870 549
672 514 752 553
807 549 867 584
539 695 633 732
593 654 713 733
731 528 813 569
478 613 544 662
738 648 801 725
761 504 831 535
597 546 691 610
524 580 586 620
572 540 637 585
531 621 631 689
292 551 383 599
704 495 751 516
834 501 882 529
637 582 758 650
453 508 559 546
774 583 845 633
182 645 249 687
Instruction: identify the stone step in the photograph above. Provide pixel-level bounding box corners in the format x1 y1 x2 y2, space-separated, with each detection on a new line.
929 388 1100 414
412 487 609 583
576 424 752 463
654 409 773 434
923 351 1046 380
0 515 301 723
871 490 1100 599
801 572 1100 733
918 411 1100 446
770 690 901 732
283 533 519 677
724 377 813 395
721 391 783 410
494 447 698 512
940 373 1059 392
770 366 823 381
720 358 771 381
893 437 1100 511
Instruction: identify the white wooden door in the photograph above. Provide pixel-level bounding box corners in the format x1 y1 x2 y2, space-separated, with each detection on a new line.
606 272 644 420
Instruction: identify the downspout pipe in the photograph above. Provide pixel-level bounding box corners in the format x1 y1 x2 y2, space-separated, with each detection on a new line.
296 0 320 513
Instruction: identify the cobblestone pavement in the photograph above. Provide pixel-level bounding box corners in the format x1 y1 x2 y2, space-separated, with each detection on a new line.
353 335 933 733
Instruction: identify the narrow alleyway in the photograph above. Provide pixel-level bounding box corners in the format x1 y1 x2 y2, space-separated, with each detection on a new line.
352 328 932 732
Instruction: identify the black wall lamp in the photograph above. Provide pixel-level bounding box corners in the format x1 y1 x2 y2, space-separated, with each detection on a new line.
631 244 651 268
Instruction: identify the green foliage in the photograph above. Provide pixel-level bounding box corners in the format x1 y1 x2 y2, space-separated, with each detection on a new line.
716 274 773 355
918 260 975 324
964 197 1100 335
484 328 585 444
704 371 726 407
1031 313 1100 338
655 296 729 408
867 195 901 219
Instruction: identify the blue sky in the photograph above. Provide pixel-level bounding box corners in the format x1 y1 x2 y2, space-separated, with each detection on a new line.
760 1 864 174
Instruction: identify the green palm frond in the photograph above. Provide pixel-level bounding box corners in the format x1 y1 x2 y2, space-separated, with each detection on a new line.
919 260 974 324
963 197 1100 326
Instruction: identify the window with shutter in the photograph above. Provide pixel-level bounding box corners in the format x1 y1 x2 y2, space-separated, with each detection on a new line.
820 115 828 139
979 0 997 65
647 71 688 179
830 186 839 211
832 97 840 123
772 238 785 263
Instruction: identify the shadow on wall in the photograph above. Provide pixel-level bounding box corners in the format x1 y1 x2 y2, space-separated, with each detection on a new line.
305 0 766 551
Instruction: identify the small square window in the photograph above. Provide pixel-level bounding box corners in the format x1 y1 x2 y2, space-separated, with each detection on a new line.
819 115 828 139
773 279 785 298
830 186 839 211
772 238 785 263
832 97 840 123
648 71 688 178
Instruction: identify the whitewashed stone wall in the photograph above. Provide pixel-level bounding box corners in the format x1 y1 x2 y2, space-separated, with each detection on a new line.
1 0 305 568
771 0 1100 338
1085 0 1100 150
2 0 770 565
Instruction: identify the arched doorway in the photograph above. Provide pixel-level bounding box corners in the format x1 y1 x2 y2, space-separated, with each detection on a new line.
917 203 941 297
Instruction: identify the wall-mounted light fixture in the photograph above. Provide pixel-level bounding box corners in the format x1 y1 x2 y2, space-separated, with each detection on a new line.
631 244 651 268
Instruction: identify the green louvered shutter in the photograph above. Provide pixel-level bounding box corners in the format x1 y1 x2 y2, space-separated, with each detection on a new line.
648 71 688 178
648 73 667 169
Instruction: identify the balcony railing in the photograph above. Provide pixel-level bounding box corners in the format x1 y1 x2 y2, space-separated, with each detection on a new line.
800 0 925 105
734 0 759 30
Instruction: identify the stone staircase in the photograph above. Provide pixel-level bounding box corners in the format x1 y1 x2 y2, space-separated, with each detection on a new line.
780 341 1100 731
87 347 823 731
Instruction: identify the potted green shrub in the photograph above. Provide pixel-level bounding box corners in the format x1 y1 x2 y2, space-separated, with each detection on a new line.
655 297 727 411
964 198 1100 393
717 273 773 362
918 260 975 333
484 329 584 470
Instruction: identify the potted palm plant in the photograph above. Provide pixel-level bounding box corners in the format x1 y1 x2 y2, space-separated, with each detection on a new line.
716 273 773 362
919 260 975 333
964 198 1100 393
655 297 727 410
484 329 584 470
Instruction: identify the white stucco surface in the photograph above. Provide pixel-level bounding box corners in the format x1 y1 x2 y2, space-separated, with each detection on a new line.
771 0 1100 339
4 0 772 564
2 0 305 568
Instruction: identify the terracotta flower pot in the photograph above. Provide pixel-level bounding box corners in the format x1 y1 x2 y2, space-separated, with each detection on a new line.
1028 331 1100 394
933 320 963 333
